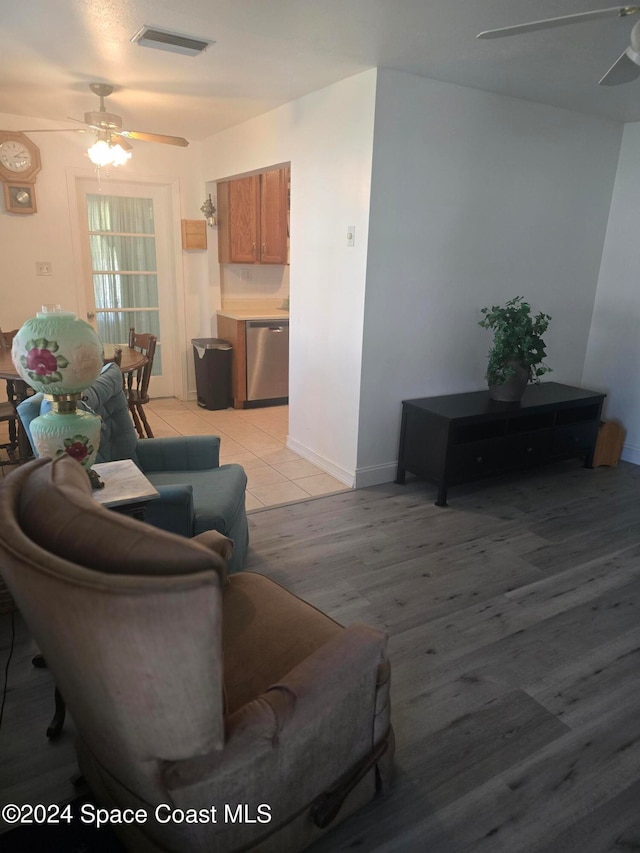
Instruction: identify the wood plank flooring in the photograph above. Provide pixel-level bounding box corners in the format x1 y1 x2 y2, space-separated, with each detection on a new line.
2 459 640 851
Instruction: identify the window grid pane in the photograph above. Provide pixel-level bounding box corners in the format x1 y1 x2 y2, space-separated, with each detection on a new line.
87 194 162 375
87 194 155 233
89 235 157 273
96 311 160 345
93 274 158 310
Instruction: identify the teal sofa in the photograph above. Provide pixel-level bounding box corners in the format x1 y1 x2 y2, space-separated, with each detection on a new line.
17 364 248 572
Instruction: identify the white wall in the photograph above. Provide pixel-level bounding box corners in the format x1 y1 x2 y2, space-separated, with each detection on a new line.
221 263 289 305
0 112 207 398
201 70 377 484
357 69 623 484
583 121 640 463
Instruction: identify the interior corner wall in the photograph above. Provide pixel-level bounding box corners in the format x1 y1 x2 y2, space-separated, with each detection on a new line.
582 121 640 464
200 70 377 485
0 112 207 400
356 68 622 486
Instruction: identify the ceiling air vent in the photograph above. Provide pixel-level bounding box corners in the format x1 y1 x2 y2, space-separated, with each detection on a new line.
131 26 214 57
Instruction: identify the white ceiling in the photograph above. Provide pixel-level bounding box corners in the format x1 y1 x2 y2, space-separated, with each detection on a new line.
2 0 640 145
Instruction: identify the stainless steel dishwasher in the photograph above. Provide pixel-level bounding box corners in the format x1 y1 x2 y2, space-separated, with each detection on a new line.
245 320 289 402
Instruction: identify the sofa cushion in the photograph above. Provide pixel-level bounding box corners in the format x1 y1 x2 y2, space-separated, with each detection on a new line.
18 456 226 578
222 572 344 714
146 464 247 535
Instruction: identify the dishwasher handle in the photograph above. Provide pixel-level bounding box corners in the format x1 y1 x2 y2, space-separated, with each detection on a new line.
247 321 289 332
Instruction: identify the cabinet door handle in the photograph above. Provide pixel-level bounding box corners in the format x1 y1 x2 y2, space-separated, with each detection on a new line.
252 243 256 257
262 243 266 255
476 456 483 463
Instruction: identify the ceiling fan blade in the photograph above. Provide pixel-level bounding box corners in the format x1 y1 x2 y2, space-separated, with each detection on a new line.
477 5 640 39
17 128 87 133
118 129 189 147
599 46 640 83
111 134 133 151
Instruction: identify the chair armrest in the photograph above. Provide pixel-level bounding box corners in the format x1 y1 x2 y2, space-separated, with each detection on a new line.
136 435 221 472
193 530 234 564
164 624 390 800
16 393 45 454
144 484 195 537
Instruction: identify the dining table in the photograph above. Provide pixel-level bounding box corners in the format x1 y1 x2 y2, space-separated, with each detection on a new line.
0 344 148 387
0 344 148 461
102 344 148 374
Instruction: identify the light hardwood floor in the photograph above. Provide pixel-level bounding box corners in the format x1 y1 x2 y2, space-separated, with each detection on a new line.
2 458 640 851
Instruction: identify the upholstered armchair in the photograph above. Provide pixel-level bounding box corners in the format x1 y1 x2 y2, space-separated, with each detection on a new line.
17 363 248 572
0 457 394 853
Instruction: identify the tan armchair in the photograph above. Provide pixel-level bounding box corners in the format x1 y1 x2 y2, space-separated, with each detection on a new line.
0 456 393 852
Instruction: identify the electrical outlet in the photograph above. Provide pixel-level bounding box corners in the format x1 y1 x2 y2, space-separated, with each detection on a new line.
239 268 251 281
36 262 52 276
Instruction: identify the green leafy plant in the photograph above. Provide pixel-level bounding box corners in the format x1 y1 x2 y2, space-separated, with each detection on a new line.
479 296 552 387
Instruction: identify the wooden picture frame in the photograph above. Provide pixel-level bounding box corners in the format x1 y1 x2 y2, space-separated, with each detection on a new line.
181 219 207 250
4 182 37 214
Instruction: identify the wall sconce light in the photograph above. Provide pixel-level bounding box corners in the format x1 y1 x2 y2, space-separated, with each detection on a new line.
200 193 217 227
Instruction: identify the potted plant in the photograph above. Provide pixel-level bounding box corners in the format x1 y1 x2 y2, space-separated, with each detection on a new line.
479 296 552 402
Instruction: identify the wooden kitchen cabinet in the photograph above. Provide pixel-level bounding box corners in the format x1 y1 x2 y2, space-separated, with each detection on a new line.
217 167 289 265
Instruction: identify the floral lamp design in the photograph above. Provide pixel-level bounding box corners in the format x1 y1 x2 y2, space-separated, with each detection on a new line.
12 305 104 470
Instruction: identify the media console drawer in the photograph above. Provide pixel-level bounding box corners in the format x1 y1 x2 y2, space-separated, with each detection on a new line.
552 422 600 456
396 383 605 506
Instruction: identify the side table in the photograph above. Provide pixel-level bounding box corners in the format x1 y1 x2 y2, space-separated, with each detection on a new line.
92 459 159 520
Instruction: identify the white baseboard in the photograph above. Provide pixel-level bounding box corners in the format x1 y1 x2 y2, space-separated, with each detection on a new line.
353 462 398 488
286 437 355 487
621 442 640 466
285 438 399 489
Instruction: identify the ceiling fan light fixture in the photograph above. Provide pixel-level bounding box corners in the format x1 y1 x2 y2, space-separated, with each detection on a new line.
87 138 132 168
131 26 214 57
84 110 122 130
109 143 132 167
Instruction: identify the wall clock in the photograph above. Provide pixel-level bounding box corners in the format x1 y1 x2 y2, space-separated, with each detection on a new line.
4 182 37 214
0 131 41 184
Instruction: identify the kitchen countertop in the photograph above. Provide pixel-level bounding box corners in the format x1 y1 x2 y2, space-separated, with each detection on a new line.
217 308 289 321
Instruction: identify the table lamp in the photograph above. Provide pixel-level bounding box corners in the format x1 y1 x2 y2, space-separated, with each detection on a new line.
11 305 104 470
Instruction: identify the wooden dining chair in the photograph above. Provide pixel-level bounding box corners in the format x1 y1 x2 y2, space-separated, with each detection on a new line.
126 328 157 439
103 346 123 367
0 329 20 464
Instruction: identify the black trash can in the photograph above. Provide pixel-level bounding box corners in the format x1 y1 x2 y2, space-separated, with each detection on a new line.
192 338 233 410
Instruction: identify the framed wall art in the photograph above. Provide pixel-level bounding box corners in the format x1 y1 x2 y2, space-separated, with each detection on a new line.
4 182 37 214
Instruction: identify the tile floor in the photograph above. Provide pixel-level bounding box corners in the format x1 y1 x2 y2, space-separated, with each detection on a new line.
145 399 349 510
0 399 350 510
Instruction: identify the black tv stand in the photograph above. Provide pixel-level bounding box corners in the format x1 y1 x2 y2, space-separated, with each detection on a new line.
396 382 605 506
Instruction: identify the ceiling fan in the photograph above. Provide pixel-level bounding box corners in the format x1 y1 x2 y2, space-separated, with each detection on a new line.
20 83 188 151
477 5 640 87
